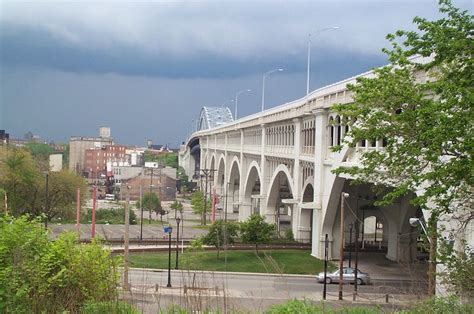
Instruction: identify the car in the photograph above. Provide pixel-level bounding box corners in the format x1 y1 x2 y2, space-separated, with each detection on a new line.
317 267 370 285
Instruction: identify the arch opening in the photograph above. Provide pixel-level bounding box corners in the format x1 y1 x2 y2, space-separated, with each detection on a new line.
267 170 294 237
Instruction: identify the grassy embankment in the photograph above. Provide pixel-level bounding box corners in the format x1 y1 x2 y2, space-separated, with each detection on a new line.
129 250 335 274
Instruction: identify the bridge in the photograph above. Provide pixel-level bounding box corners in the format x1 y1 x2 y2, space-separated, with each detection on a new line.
179 62 424 263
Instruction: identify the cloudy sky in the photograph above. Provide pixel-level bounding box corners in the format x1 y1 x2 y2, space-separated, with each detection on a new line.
0 0 470 147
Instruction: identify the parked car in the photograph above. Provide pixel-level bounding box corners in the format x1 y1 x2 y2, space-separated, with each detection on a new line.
316 267 370 285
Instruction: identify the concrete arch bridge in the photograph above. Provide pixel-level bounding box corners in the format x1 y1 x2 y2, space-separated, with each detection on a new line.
179 63 428 262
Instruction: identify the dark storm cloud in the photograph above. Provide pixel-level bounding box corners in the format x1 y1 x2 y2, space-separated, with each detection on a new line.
1 24 385 79
1 0 471 145
1 0 451 79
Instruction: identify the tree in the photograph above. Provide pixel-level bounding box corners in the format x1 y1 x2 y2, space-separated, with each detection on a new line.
203 220 239 258
332 0 473 296
170 200 183 219
240 214 275 254
40 170 87 228
24 142 57 172
0 147 87 227
191 191 205 224
0 147 40 216
139 192 164 222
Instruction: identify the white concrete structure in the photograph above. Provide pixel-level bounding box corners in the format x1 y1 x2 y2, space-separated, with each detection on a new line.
48 154 63 172
179 58 435 262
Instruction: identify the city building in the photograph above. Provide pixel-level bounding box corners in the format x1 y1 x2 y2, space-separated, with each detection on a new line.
68 127 113 174
84 144 127 181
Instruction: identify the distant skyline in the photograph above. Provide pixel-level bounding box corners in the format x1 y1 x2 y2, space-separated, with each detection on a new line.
1 0 471 147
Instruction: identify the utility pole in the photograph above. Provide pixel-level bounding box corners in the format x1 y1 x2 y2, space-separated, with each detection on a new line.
200 169 216 225
224 181 229 270
76 187 81 240
149 168 155 223
139 185 143 240
91 185 97 238
44 172 49 229
123 187 130 291
339 192 349 300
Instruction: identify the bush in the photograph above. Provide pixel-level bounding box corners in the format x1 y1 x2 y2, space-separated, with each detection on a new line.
267 299 381 313
0 215 121 313
84 207 137 225
284 228 294 242
401 296 474 314
81 301 140 314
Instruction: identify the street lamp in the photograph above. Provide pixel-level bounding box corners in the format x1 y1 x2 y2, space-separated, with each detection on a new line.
306 26 339 95
261 68 283 112
409 217 430 242
235 89 251 120
410 217 435 295
349 222 353 268
164 225 173 287
175 216 181 269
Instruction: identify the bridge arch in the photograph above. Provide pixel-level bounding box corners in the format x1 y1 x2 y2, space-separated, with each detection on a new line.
241 161 262 220
266 164 295 235
227 157 241 214
216 154 226 194
299 178 315 243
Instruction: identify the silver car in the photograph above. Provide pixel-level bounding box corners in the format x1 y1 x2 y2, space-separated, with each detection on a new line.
317 267 370 285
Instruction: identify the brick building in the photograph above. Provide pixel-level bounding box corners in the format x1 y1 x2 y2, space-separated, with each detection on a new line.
84 145 127 180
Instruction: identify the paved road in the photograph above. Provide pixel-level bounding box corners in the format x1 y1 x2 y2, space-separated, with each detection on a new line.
125 269 425 313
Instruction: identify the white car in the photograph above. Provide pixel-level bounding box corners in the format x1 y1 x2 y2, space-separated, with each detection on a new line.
317 267 370 285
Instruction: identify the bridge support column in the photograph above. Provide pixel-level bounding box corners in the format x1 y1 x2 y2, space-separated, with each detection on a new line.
312 108 329 258
292 118 302 240
260 124 268 219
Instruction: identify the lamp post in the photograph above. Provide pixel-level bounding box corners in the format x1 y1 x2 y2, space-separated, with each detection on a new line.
306 26 339 95
339 192 349 300
175 217 181 269
235 89 251 120
261 68 283 112
165 225 173 287
349 222 353 268
409 217 435 296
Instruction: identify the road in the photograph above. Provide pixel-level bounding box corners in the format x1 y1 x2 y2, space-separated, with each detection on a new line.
125 268 426 313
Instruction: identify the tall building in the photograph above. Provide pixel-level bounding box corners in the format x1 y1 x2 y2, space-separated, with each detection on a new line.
84 144 127 179
69 127 113 174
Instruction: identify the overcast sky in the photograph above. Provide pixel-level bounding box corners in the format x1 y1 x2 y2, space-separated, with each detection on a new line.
0 0 471 147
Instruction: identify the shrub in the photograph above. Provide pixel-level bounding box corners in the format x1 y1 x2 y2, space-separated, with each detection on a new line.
0 215 121 313
81 301 140 314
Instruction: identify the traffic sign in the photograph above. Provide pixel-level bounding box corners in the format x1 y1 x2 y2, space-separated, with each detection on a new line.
164 226 173 234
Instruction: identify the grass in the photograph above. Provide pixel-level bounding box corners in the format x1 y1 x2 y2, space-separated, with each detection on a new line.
129 250 335 274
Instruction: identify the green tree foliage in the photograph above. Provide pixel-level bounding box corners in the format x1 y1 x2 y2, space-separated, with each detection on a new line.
38 170 88 227
25 142 55 170
83 207 137 225
0 216 121 313
240 214 275 253
143 151 179 169
139 192 165 222
0 147 87 225
191 191 209 225
170 200 183 219
333 0 473 217
203 220 239 258
191 190 204 213
0 147 40 215
332 0 473 295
